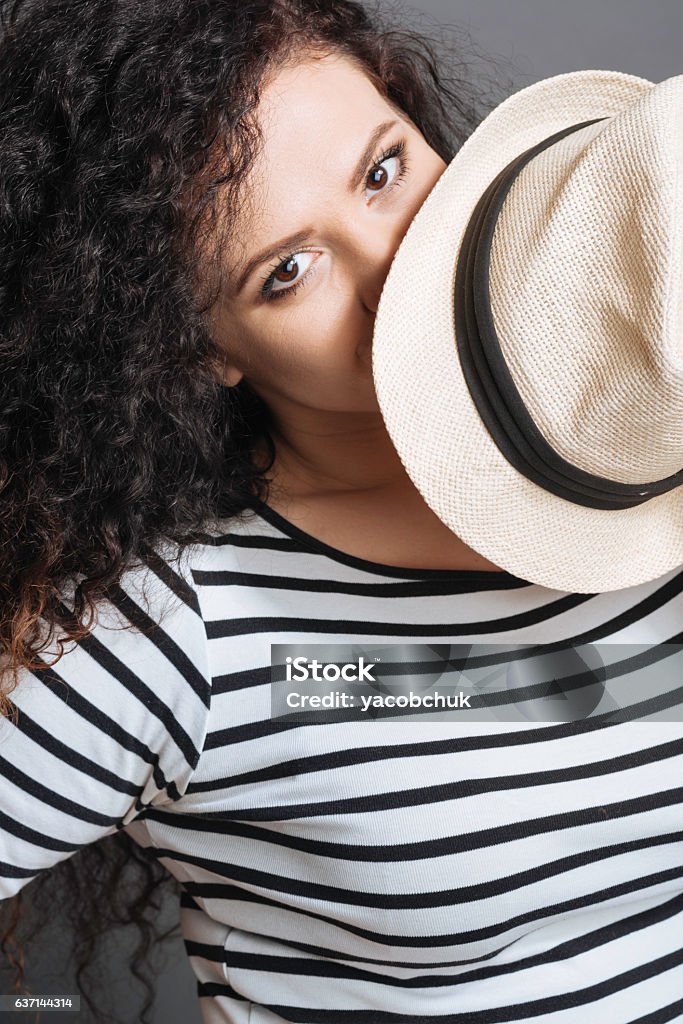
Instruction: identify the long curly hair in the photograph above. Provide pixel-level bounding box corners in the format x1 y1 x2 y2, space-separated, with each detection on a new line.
0 0 505 1019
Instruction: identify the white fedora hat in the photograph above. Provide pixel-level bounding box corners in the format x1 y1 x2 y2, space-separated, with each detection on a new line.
373 69 683 593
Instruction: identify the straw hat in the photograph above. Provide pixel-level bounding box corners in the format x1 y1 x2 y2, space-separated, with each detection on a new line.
372 70 683 593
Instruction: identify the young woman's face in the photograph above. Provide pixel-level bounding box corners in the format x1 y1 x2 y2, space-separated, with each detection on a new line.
210 52 447 421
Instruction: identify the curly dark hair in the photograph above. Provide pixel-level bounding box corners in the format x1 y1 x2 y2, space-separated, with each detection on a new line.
0 0 507 1019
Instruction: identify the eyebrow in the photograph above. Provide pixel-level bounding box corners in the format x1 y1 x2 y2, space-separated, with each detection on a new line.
233 118 400 294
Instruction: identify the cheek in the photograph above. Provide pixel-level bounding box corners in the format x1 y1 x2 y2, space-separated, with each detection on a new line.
303 292 368 368
280 308 353 373
257 281 360 363
239 309 329 383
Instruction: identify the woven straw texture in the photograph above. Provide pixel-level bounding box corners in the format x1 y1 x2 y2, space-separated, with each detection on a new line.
372 70 683 592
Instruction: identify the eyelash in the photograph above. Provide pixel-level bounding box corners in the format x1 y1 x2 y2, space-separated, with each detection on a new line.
260 137 409 302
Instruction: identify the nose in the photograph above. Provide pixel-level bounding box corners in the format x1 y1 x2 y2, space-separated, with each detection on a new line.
356 221 406 316
359 250 395 315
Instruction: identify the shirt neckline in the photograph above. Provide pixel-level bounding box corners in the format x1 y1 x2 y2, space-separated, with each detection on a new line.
251 500 530 584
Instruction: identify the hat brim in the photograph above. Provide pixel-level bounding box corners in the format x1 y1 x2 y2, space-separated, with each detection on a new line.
371 69 683 593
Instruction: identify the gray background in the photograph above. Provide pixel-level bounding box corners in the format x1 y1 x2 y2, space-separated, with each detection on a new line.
417 0 683 84
3 1 683 1022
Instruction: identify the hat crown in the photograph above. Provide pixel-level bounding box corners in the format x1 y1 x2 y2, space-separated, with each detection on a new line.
372 68 683 591
489 75 683 484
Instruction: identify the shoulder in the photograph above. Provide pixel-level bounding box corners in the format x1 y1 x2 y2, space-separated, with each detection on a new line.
4 536 216 812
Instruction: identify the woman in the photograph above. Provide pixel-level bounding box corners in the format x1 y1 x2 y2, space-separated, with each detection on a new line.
1 1 682 1023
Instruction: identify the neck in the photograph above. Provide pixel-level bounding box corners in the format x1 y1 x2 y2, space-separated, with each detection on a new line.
255 408 413 500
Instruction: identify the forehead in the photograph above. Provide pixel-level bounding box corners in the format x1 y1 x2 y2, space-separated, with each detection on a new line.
242 53 398 214
257 52 390 141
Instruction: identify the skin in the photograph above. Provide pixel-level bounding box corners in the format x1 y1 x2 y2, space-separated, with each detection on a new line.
209 51 504 571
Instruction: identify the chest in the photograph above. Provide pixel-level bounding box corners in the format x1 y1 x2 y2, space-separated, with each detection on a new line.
269 492 506 572
145 713 683 965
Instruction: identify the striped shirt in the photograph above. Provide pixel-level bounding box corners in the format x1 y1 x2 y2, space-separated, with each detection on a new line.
1 501 683 1023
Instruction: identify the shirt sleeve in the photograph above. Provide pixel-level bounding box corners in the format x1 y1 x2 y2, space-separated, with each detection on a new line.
0 544 212 900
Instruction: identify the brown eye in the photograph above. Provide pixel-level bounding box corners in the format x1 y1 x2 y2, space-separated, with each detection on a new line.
364 153 400 198
367 165 388 192
264 251 317 299
275 257 299 282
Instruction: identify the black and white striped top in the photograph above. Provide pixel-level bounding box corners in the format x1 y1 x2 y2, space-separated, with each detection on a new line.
2 502 683 1023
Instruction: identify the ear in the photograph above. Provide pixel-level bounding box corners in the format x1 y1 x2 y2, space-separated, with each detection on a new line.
220 364 245 388
209 351 245 388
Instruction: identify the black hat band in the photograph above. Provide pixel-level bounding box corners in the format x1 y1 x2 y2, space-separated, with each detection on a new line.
453 118 683 511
